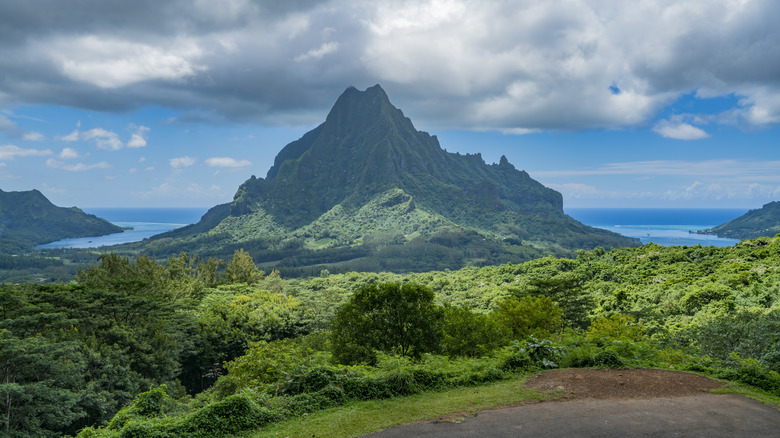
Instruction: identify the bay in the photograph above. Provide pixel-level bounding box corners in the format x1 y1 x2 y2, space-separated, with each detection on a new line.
566 208 747 247
36 207 209 249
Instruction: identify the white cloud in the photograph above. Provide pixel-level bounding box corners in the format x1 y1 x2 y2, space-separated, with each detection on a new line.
205 157 252 167
652 119 710 140
81 128 124 150
534 160 780 179
169 156 196 168
547 182 610 201
0 145 51 160
46 158 110 171
135 181 227 201
44 35 206 88
295 42 339 62
661 179 780 202
127 125 150 148
59 147 79 159
22 131 44 141
60 129 80 142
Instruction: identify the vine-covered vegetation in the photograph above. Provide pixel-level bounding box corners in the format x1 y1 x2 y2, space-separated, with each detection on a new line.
3 235 780 436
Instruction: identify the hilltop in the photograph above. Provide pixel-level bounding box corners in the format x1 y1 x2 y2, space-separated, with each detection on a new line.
703 201 780 240
0 189 123 253
133 85 638 273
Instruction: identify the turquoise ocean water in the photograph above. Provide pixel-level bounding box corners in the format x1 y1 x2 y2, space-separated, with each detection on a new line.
565 208 746 247
38 207 747 249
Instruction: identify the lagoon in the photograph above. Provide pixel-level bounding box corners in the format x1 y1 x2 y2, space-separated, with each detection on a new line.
565 208 746 247
36 207 209 249
37 207 747 249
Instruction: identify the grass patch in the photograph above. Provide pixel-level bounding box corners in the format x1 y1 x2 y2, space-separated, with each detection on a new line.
249 374 549 438
712 382 780 410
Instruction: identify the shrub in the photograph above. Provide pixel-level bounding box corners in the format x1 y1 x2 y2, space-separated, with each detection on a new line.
214 339 326 397
499 337 563 370
106 386 173 431
441 304 509 357
492 296 563 340
586 314 644 341
723 354 780 393
560 340 601 368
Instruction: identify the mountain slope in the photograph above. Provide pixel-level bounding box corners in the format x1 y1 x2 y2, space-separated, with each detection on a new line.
0 189 123 252
703 201 780 240
138 85 639 272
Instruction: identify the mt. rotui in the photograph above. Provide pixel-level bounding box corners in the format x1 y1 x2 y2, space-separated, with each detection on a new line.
139 85 638 273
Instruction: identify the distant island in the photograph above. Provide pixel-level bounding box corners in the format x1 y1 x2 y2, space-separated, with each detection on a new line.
700 201 780 240
0 189 123 253
124 84 639 274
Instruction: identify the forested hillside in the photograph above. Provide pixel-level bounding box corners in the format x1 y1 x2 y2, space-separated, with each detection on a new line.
0 189 123 253
5 235 780 436
704 201 780 240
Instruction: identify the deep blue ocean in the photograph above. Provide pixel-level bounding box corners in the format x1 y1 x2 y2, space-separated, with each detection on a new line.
37 207 747 249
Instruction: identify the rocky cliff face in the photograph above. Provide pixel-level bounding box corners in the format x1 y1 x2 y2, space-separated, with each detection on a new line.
231 84 563 230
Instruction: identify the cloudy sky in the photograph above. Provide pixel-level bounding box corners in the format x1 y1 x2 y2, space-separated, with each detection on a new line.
1 0 778 209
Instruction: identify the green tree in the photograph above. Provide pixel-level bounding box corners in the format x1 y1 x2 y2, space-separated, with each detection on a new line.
0 331 85 437
188 286 311 391
513 259 592 329
441 305 509 357
330 283 444 364
225 249 264 285
492 296 564 340
586 314 645 341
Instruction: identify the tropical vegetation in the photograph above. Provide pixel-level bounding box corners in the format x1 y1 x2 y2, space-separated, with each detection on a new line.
4 234 780 436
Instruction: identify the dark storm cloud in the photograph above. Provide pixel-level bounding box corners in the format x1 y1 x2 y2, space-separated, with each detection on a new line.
1 0 778 131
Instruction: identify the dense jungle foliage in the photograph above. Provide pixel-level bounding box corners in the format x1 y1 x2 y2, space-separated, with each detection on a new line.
3 235 780 436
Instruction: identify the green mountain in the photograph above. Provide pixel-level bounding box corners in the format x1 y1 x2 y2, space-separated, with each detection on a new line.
138 85 638 273
703 201 780 240
0 189 124 252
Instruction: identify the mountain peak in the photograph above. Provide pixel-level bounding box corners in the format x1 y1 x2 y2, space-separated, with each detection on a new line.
265 84 419 181
324 84 407 133
176 84 641 271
